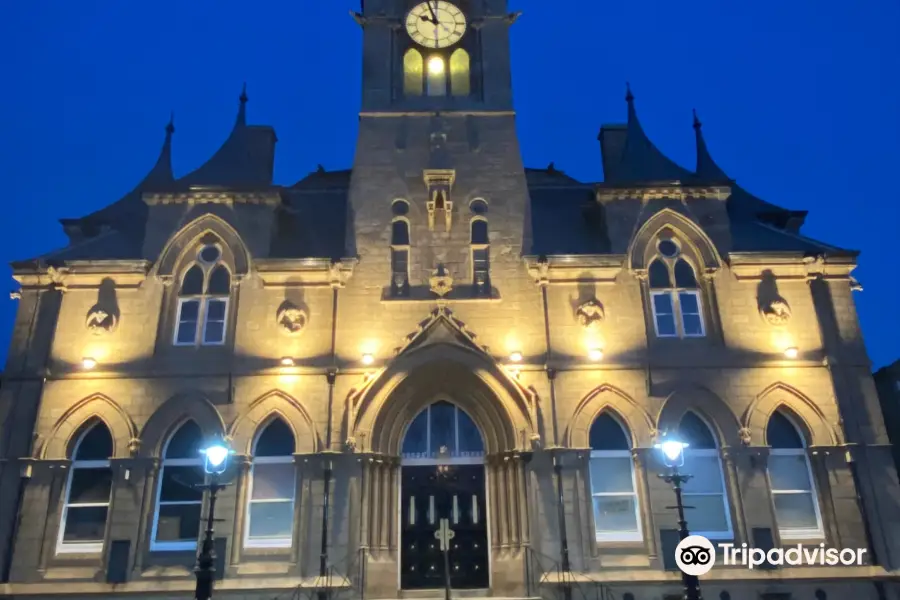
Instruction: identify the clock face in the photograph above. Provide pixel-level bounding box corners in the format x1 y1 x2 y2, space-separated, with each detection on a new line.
406 1 467 49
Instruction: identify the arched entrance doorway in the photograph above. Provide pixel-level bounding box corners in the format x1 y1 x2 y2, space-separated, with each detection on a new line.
400 400 489 590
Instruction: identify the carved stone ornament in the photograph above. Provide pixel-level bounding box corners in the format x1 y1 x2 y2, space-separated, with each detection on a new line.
86 307 119 335
276 303 308 336
760 299 792 326
575 299 605 329
738 427 753 446
429 264 454 297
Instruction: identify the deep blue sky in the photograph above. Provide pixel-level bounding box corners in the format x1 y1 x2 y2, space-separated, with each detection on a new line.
1 0 897 369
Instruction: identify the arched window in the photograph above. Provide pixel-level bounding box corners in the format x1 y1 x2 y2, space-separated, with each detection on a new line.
151 421 205 551
404 48 424 96
470 219 490 296
426 55 447 97
588 413 642 542
677 412 732 538
175 244 231 346
767 411 823 539
391 218 411 297
450 48 470 96
57 422 113 554
401 401 484 462
648 239 705 338
245 418 296 548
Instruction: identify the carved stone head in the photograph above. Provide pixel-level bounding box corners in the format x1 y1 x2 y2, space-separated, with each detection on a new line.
276 302 308 335
575 299 605 329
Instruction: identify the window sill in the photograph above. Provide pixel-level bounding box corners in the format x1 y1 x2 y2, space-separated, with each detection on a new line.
55 543 103 555
243 539 293 550
149 542 197 553
779 530 826 542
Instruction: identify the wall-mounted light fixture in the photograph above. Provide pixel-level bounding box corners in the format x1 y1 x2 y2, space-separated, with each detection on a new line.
280 357 295 367
361 353 374 366
81 357 97 370
508 351 523 363
783 347 799 359
588 348 604 361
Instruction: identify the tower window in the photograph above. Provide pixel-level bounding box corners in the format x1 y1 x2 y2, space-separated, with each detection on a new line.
174 245 231 346
391 218 411 297
470 218 490 296
404 48 424 97
450 48 470 96
426 56 447 97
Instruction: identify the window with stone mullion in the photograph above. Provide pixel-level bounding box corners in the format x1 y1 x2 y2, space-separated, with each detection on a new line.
174 247 231 346
648 256 705 338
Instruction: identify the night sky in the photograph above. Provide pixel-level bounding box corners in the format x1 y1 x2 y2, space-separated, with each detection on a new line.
1 0 897 369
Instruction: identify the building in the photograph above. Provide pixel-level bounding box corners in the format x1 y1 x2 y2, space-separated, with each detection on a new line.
874 360 900 480
1 1 899 599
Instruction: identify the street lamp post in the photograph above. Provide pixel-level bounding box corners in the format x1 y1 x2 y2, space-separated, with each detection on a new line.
655 438 703 600
194 441 232 600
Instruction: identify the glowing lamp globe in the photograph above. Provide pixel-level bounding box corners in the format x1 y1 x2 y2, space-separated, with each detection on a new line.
655 439 689 467
201 442 231 475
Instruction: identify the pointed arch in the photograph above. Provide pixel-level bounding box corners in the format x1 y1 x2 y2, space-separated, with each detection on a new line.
743 383 839 447
656 384 741 447
229 390 320 455
349 343 536 455
450 48 470 96
41 394 137 460
157 213 251 279
567 384 654 448
139 392 226 458
629 208 722 272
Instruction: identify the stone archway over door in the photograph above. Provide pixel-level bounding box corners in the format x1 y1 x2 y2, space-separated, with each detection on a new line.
399 401 489 590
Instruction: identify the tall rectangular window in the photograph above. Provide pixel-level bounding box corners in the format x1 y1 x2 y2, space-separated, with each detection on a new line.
246 459 296 548
589 451 641 542
202 299 228 345
175 299 201 345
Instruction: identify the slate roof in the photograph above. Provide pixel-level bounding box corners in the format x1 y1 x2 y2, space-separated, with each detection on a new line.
27 85 853 267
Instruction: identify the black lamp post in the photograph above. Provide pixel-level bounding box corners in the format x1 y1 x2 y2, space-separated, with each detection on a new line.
194 440 232 600
655 437 703 600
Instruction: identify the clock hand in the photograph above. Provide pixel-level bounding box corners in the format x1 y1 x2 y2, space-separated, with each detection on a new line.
426 0 439 24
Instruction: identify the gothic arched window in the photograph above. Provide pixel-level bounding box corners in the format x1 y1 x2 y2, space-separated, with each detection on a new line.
404 48 424 96
401 401 484 461
245 418 296 548
450 48 470 96
426 55 447 97
677 412 732 538
151 421 204 551
588 413 642 542
57 421 113 554
767 410 823 539
648 238 705 338
391 218 411 297
470 218 490 296
174 244 231 346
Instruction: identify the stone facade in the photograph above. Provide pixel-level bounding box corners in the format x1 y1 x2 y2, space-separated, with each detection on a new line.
1 1 899 599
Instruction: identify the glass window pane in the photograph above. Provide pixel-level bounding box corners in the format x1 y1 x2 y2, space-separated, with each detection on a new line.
774 493 819 530
402 409 428 456
674 259 697 288
657 239 679 258
181 265 203 296
653 292 673 315
199 245 220 264
682 313 704 337
426 56 446 97
656 314 677 337
590 456 634 494
255 419 295 457
457 409 484 455
392 220 410 245
679 291 700 315
68 469 112 504
679 413 717 449
680 494 729 534
681 454 724 493
206 299 227 321
430 402 456 455
165 421 203 459
203 322 225 345
251 463 296 501
593 496 638 533
155 503 202 543
392 249 409 274
450 48 470 96
63 506 108 543
470 220 488 245
74 424 113 460
767 412 805 449
648 260 671 288
207 266 231 295
248 501 295 540
769 454 812 491
404 48 423 96
160 466 204 502
589 414 630 450
176 320 198 345
473 248 489 271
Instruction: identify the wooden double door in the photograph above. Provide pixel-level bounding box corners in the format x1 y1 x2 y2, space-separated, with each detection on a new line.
400 464 489 590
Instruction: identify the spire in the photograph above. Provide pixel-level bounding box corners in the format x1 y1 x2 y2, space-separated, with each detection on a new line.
236 82 248 127
692 109 728 181
166 111 175 136
147 112 175 184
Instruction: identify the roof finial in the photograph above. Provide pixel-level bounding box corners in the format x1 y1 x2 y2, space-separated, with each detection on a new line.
692 108 702 130
625 82 634 103
166 111 175 136
236 83 248 127
240 82 248 104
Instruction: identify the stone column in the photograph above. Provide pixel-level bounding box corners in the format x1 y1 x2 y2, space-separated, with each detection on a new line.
808 447 842 547
632 448 658 562
721 446 752 544
228 455 252 568
130 458 159 576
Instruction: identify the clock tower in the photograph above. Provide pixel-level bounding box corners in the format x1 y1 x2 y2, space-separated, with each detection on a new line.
347 0 531 306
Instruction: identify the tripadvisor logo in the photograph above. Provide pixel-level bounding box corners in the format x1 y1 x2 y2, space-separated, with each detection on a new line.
675 535 867 576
